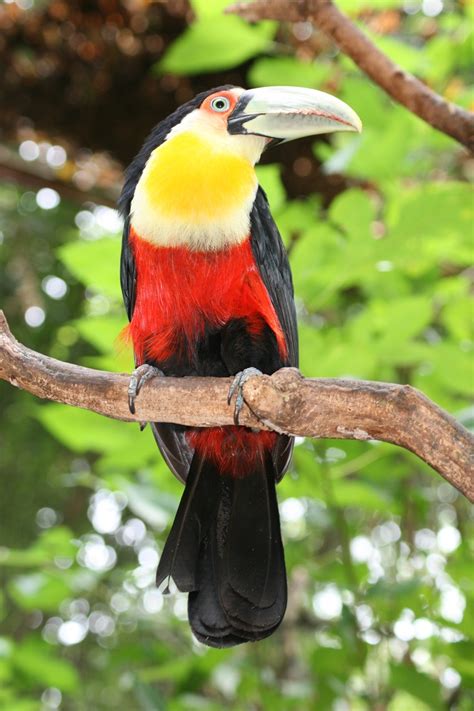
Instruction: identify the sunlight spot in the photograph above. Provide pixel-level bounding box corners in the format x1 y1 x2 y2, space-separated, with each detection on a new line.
313 585 342 620
212 664 240 697
78 535 117 572
280 498 306 523
42 617 62 644
437 526 461 554
89 611 115 637
426 552 446 575
350 535 373 563
414 528 436 551
36 188 60 210
173 595 188 621
118 518 147 546
110 592 130 614
138 546 159 569
89 491 122 535
94 205 122 233
422 0 443 15
25 306 45 328
361 629 381 645
19 140 39 161
46 145 67 168
440 587 465 623
441 667 461 689
42 275 68 300
413 617 436 640
57 619 87 646
36 507 58 528
394 609 415 641
142 589 163 614
41 688 62 709
376 260 393 272
355 604 373 630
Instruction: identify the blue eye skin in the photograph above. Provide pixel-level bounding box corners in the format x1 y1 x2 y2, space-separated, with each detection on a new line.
211 96 230 112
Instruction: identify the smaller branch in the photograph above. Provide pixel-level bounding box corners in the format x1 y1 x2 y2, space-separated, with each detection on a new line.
0 145 120 207
1 311 473 501
226 0 474 151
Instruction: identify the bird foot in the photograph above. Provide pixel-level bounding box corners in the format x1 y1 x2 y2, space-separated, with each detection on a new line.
128 364 163 415
227 367 263 425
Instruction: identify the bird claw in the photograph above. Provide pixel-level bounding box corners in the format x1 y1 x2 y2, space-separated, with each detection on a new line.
227 367 263 425
128 364 163 415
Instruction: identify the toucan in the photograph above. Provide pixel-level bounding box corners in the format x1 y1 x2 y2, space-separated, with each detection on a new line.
119 85 361 647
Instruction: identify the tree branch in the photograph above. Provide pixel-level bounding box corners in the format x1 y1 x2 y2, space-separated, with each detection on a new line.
1 311 472 501
0 145 120 208
226 0 474 152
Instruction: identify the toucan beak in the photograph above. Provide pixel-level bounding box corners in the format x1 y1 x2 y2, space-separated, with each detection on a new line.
228 86 362 141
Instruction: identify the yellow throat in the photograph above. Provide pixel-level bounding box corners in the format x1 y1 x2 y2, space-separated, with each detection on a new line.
130 131 260 250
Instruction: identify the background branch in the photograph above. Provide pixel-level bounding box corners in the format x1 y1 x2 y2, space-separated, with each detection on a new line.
1 311 472 501
226 0 474 151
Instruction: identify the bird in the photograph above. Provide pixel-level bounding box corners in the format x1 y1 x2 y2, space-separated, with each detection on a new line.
118 85 361 647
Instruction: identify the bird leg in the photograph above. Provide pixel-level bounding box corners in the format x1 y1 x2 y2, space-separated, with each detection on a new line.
227 367 263 425
128 364 163 416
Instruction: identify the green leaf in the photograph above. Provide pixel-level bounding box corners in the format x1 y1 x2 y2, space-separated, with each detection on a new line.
0 527 76 568
329 188 376 232
0 695 39 711
331 480 395 512
158 17 274 75
366 32 429 75
389 664 442 710
190 0 231 17
423 342 474 396
37 405 158 463
12 639 79 693
74 315 127 355
256 165 285 214
8 572 72 612
388 691 431 711
348 296 433 351
298 323 378 379
441 296 473 342
276 198 320 247
59 237 121 300
386 182 473 272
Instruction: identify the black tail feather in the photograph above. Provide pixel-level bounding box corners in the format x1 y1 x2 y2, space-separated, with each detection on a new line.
155 454 221 592
157 452 287 647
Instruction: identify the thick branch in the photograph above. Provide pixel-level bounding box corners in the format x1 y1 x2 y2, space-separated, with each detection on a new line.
1 311 472 501
226 0 474 151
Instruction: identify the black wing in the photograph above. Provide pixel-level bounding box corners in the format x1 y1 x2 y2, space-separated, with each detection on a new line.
120 215 136 321
249 187 298 479
250 187 298 368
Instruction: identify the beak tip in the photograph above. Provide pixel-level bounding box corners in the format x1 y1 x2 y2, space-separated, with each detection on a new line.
345 108 362 134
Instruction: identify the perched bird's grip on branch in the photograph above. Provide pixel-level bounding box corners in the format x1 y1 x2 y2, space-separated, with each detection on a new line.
1 311 472 502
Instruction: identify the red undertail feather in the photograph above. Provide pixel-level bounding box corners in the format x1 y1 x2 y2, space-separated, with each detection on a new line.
187 427 278 477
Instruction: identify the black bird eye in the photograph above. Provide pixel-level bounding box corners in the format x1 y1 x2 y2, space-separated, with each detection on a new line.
210 96 230 112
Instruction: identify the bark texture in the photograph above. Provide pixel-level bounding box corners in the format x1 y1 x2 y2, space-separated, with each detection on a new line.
1 311 472 501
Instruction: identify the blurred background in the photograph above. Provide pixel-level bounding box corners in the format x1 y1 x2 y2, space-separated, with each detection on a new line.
0 0 473 709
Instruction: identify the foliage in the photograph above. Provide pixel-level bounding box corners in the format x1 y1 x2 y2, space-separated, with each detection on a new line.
0 2 473 710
